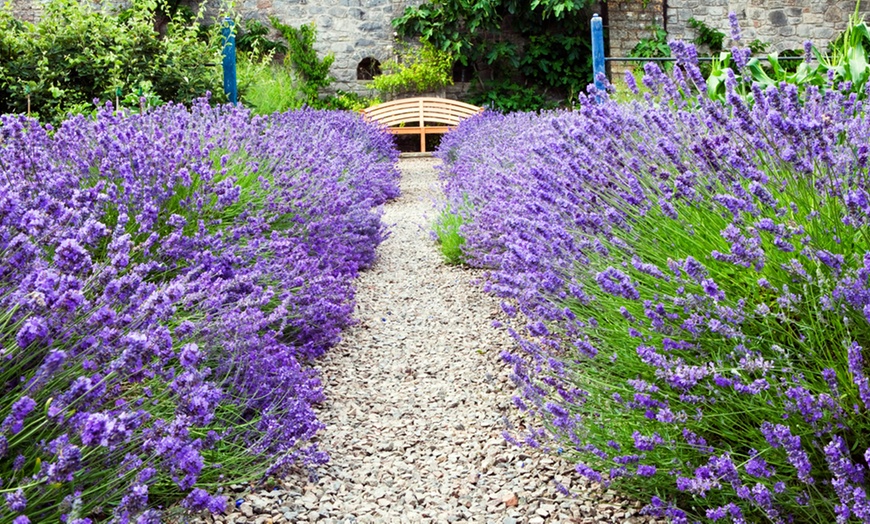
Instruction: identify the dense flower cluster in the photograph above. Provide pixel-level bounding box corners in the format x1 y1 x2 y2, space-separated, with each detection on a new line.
0 100 399 521
437 46 870 522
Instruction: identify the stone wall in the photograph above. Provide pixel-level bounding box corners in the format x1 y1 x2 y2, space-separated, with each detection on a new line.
605 0 665 76
223 0 426 93
608 0 870 78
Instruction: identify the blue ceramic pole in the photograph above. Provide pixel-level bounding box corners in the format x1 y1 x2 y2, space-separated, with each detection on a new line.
591 13 606 93
222 17 238 105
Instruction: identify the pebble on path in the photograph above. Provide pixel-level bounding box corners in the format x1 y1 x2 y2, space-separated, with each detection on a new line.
186 158 661 524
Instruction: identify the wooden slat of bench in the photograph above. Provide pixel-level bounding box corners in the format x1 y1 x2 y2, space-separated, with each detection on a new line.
387 126 451 135
368 107 480 122
362 97 483 152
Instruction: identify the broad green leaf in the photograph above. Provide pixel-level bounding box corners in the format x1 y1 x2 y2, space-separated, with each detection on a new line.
847 42 868 85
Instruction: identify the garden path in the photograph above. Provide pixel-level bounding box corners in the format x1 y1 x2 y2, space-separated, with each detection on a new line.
204 158 654 524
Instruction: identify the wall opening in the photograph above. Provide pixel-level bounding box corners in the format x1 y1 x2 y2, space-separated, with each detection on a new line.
452 61 474 83
357 57 382 80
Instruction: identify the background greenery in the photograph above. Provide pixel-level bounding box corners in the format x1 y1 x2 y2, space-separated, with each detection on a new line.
392 0 595 111
0 0 223 124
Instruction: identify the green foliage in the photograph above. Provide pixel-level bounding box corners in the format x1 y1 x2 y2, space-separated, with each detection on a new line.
236 19 288 58
747 38 769 54
629 25 670 60
270 18 334 106
519 33 590 100
707 7 870 102
371 40 454 96
322 90 381 111
467 79 553 112
237 19 369 113
0 0 222 124
237 52 304 114
687 17 725 52
433 207 467 264
392 0 595 110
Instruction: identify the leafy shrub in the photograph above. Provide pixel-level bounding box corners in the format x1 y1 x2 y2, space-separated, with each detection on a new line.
322 90 381 111
0 102 399 521
517 32 591 101
0 0 222 124
236 18 288 58
237 52 304 114
437 46 870 523
687 17 725 53
467 79 554 112
629 25 671 61
392 0 594 108
433 208 467 264
371 39 454 96
270 18 334 107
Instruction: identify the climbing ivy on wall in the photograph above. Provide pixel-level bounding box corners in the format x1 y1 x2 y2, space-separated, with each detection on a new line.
392 0 595 110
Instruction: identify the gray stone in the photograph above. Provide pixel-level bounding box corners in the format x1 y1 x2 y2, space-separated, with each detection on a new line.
769 10 787 26
358 21 383 32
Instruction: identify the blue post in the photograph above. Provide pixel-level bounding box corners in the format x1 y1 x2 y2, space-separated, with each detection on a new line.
222 17 238 105
591 13 606 92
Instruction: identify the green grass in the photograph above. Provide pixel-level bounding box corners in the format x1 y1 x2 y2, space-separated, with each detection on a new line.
237 53 304 114
433 207 466 264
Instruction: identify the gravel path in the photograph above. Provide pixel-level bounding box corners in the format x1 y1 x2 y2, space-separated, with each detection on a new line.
196 158 656 524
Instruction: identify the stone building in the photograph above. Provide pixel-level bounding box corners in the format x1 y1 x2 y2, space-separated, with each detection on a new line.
607 0 870 76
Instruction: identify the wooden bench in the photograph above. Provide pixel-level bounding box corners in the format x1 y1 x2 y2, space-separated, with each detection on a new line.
362 97 484 153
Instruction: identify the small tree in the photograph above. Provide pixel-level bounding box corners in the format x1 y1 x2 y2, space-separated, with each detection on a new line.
270 18 334 106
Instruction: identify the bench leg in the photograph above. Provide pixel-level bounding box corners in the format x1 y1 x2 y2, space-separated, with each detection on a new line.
420 132 426 153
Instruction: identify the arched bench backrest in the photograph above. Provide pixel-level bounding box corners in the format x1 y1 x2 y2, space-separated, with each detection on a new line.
362 97 483 152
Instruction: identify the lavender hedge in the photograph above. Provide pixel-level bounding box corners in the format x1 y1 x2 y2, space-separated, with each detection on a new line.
0 100 399 523
437 56 870 522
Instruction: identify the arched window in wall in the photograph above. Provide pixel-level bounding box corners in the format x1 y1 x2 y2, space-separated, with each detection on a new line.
452 61 474 83
357 57 382 80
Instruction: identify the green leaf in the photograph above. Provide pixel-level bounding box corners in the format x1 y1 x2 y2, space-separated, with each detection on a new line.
847 42 868 85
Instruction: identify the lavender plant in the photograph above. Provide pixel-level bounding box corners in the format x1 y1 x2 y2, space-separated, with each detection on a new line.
437 45 870 522
0 100 399 522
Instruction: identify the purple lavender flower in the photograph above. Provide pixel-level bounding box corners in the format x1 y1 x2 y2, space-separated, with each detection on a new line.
728 12 742 42
632 431 664 451
16 316 48 349
54 238 92 274
596 267 640 300
637 464 657 477
575 462 603 483
761 422 813 483
5 489 27 512
3 396 37 434
683 256 707 281
848 342 870 409
745 452 774 478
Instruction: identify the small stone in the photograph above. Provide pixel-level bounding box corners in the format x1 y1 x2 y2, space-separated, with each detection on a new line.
502 492 518 507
